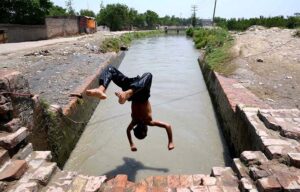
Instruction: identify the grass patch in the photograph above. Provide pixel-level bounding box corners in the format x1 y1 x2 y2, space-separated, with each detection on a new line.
186 27 236 75
100 30 163 53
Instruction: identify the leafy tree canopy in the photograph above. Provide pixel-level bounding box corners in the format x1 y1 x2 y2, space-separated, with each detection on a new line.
0 0 52 25
80 9 96 17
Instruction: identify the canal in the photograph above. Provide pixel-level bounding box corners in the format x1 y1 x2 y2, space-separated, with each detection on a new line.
64 35 231 182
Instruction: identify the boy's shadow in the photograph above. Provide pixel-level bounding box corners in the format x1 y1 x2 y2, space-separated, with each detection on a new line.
103 157 169 181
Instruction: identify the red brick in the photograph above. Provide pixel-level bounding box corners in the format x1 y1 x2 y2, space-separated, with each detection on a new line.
114 175 128 189
190 186 209 192
256 177 282 192
134 184 147 192
207 185 223 192
153 176 167 188
167 175 180 188
151 187 167 192
0 149 9 165
179 175 193 187
288 153 300 168
3 118 21 132
0 159 28 180
275 173 300 191
0 127 28 149
193 174 207 185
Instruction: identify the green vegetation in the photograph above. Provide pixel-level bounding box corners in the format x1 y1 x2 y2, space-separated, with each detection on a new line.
0 0 53 25
100 30 163 53
187 28 235 75
79 9 96 17
96 3 193 31
215 15 300 31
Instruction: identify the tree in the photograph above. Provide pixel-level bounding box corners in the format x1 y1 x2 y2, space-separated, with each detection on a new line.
144 10 159 29
48 5 68 16
0 0 52 25
65 0 76 15
80 9 96 17
97 3 129 31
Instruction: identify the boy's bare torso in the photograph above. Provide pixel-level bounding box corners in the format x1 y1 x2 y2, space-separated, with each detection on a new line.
131 101 153 124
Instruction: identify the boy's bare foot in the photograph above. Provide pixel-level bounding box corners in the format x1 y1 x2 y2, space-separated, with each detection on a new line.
86 88 107 99
115 89 133 104
168 143 175 150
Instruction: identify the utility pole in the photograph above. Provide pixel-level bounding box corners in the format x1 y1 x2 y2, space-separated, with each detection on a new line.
212 0 217 23
191 5 198 27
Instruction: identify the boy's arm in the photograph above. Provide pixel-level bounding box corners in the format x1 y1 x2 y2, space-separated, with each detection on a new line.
148 120 175 150
127 121 137 151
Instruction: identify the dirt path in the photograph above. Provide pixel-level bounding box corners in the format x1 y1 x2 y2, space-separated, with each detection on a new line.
0 31 127 106
229 26 300 109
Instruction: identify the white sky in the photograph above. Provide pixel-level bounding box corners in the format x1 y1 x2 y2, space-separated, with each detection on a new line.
52 0 300 19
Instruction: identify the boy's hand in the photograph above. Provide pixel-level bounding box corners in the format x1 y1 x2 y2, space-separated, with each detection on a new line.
168 143 175 150
131 144 137 152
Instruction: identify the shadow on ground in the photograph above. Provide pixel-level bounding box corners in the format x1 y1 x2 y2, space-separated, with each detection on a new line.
104 157 169 181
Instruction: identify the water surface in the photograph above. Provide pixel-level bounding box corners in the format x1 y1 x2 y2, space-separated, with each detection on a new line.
64 35 230 181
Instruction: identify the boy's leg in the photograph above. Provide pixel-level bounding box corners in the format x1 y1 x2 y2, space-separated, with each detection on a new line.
115 73 152 104
86 66 132 99
127 73 152 102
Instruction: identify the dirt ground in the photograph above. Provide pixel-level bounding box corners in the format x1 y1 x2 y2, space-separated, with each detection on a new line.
229 26 300 109
0 31 126 106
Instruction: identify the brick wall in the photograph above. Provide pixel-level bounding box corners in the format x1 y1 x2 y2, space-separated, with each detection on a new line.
0 24 46 43
45 16 79 38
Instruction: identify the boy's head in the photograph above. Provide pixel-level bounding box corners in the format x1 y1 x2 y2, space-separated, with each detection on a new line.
133 123 148 140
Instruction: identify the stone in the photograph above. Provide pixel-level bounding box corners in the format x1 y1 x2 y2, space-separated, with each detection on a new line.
240 151 268 166
8 181 39 192
0 127 28 149
211 167 234 177
202 177 217 186
0 149 9 165
207 185 223 192
28 151 52 161
0 160 28 180
265 145 294 159
249 166 271 180
167 175 180 188
232 158 249 179
288 153 300 168
221 186 240 192
256 177 281 192
179 175 193 187
140 176 153 187
13 143 33 160
43 170 77 191
0 181 7 191
261 138 291 147
193 174 207 186
0 102 13 115
190 186 209 192
30 162 57 185
134 183 147 192
240 177 257 192
68 175 88 192
0 95 8 105
84 176 107 192
3 118 21 132
258 110 281 131
275 173 300 191
176 187 193 192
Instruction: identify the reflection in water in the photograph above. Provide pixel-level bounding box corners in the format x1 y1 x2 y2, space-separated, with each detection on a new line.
104 157 169 181
65 35 231 182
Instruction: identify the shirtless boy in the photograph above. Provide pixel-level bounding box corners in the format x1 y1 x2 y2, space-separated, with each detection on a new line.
86 65 174 151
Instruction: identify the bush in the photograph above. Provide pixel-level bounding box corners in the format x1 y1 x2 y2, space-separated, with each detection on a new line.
190 28 235 75
100 30 163 53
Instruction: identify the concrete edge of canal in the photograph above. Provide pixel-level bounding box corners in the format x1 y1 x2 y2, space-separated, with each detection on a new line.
0 49 300 191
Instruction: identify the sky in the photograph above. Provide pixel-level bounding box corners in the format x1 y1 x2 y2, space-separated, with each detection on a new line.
52 0 300 19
